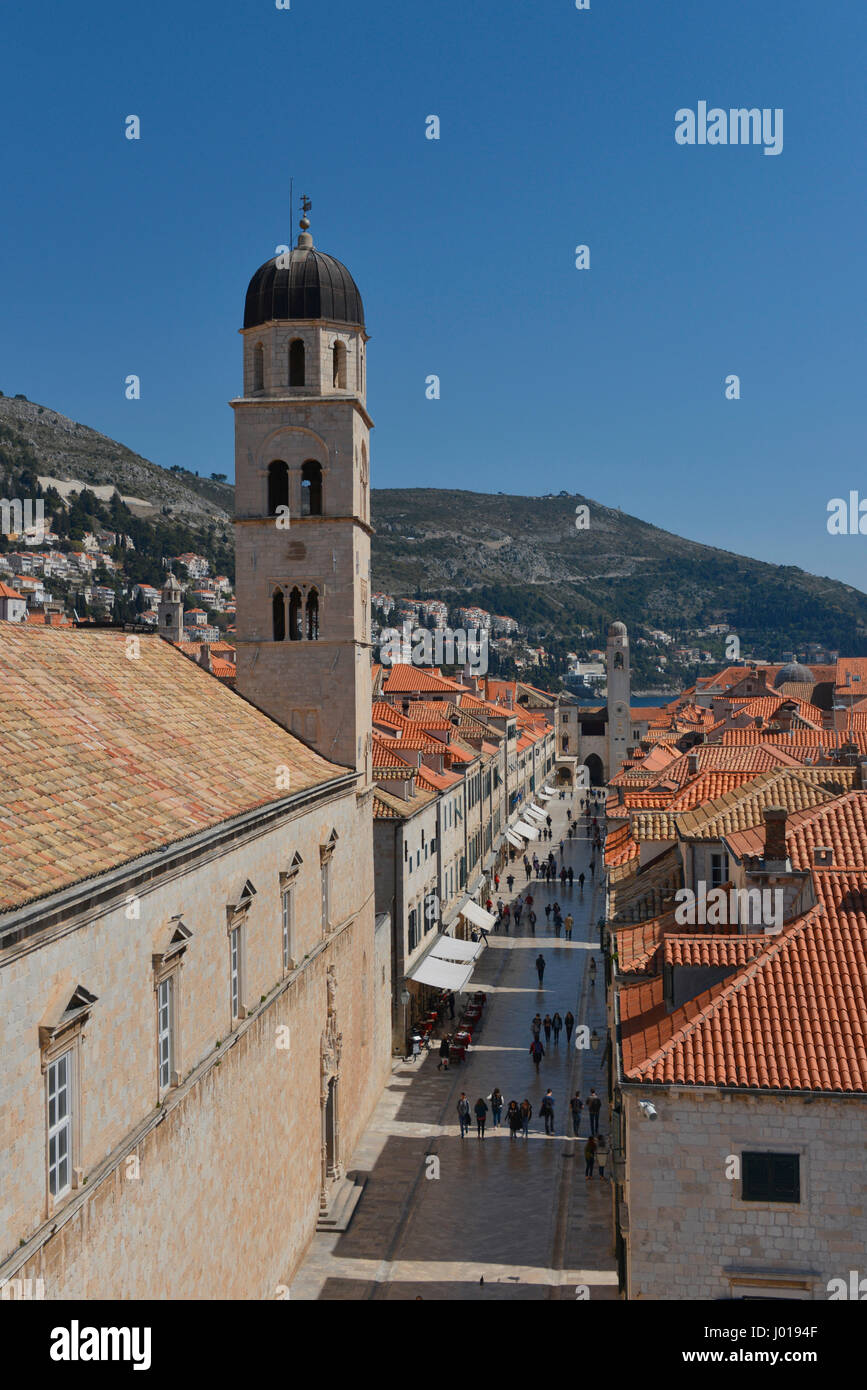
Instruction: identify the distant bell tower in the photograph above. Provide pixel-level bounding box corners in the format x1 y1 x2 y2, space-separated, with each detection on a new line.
158 572 184 642
606 620 631 781
231 202 373 782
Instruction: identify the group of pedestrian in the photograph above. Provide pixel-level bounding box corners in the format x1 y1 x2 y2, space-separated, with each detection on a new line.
529 1008 575 1066
455 1087 607 1159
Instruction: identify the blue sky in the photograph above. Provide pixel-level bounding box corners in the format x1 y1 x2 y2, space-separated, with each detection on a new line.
2 0 864 588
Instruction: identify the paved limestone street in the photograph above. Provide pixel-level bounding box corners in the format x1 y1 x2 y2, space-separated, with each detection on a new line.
292 787 619 1300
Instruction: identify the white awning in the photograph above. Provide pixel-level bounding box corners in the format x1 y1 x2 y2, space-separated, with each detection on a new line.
432 935 483 962
460 901 497 930
524 805 546 824
409 955 476 991
506 829 525 848
542 785 556 796
513 819 540 839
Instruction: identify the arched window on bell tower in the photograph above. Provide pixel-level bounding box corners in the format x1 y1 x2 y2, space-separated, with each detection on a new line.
288 588 302 641
301 461 323 517
306 588 320 641
332 340 347 389
267 460 289 515
289 339 305 387
272 588 286 641
252 343 264 393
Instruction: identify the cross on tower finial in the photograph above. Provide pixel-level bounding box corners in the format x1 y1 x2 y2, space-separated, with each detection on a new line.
300 194 312 228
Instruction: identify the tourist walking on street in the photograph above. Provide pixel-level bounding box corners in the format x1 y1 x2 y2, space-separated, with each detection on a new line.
552 1011 563 1043
474 1097 488 1139
520 1098 533 1138
528 909 537 934
588 1089 601 1136
507 873 514 893
531 1012 542 1040
565 1010 575 1046
524 856 531 878
568 866 574 886
530 1038 545 1072
457 1093 471 1139
543 1013 553 1044
570 1092 583 1137
545 902 552 924
596 1133 609 1177
503 904 510 933
541 1089 555 1135
489 1088 504 1128
578 871 585 894
437 1036 450 1070
514 903 523 929
553 907 562 935
564 913 574 941
535 953 546 985
584 1135 597 1178
507 1100 521 1139
589 957 597 988
589 859 596 880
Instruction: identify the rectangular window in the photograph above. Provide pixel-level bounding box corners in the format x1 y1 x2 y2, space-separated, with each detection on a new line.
321 862 330 931
742 1152 800 1204
47 1052 72 1198
408 907 418 951
157 976 173 1090
230 927 241 1020
282 888 293 970
711 852 728 888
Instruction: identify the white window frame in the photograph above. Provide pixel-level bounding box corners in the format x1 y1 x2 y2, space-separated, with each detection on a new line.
46 1050 73 1200
230 925 242 1021
282 886 294 971
157 976 174 1092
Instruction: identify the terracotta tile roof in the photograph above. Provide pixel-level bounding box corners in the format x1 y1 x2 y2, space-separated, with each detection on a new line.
675 770 837 842
605 823 640 869
724 790 867 868
667 771 771 811
0 627 343 912
0 581 24 600
372 794 400 820
371 736 417 773
733 694 825 727
630 811 680 842
835 657 867 695
623 891 867 1091
381 664 462 694
663 934 767 969
209 658 236 679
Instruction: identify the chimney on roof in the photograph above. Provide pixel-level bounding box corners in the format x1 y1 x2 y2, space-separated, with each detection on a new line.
755 715 764 730
757 669 767 686
687 752 699 776
402 698 410 715
763 805 788 864
776 702 794 732
813 845 834 868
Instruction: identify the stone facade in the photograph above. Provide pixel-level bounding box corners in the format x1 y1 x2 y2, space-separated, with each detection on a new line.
1 780 391 1298
617 1086 867 1300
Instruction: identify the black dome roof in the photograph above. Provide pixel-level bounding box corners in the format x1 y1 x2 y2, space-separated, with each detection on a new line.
244 245 364 330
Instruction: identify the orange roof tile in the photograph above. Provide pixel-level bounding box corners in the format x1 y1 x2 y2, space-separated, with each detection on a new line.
0 627 343 912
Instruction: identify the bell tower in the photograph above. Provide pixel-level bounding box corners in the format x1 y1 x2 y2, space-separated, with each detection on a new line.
231 204 373 782
606 620 631 781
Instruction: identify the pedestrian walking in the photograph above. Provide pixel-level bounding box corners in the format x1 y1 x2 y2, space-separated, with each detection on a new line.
565 1010 575 1045
546 815 552 828
494 873 500 892
507 1100 521 1140
559 839 564 856
410 1032 421 1062
524 856 531 878
474 1097 488 1139
554 911 561 938
589 859 596 880
503 904 511 933
535 953 546 984
543 1013 553 1043
584 1135 597 1178
552 1011 562 1043
514 905 523 929
578 871 585 894
540 1089 555 1136
530 1038 545 1071
568 866 574 886
531 1012 542 1040
457 1093 471 1139
507 874 514 893
520 1098 533 1138
589 957 597 988
528 909 537 934
560 866 567 887
437 1036 450 1070
564 913 574 941
569 1092 583 1137
545 903 552 922
588 1089 601 1136
489 1087 504 1127
596 1133 609 1177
